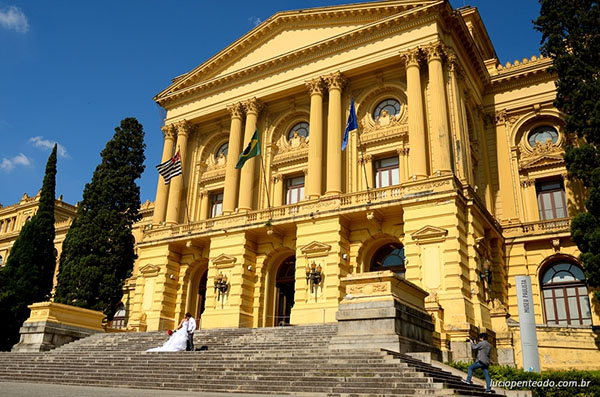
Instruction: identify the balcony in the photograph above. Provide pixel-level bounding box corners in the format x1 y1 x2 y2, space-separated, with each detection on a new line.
142 175 460 242
502 217 572 237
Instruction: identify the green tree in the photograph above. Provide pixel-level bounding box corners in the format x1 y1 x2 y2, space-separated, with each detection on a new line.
54 118 145 320
534 1 600 296
0 145 57 351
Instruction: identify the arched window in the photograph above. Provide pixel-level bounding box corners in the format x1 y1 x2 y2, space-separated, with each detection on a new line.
370 243 405 276
111 303 127 329
373 98 401 120
216 143 228 158
541 261 592 326
528 125 558 147
288 122 309 141
0 255 3 266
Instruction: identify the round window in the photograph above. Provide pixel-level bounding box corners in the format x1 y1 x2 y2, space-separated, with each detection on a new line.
373 99 401 120
288 122 309 141
528 126 558 147
216 143 228 158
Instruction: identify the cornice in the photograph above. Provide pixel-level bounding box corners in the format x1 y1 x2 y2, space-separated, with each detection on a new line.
488 59 555 94
155 2 444 107
155 1 440 102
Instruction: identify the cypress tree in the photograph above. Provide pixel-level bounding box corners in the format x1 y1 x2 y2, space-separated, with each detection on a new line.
0 145 57 351
534 1 600 296
54 118 145 320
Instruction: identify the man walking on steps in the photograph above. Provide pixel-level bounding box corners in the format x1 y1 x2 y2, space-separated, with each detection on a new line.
184 312 196 351
462 333 492 393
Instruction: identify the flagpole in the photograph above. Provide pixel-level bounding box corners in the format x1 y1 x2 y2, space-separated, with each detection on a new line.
178 145 191 226
355 125 371 204
259 152 273 221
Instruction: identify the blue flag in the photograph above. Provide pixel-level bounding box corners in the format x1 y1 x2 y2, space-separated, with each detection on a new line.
342 98 357 151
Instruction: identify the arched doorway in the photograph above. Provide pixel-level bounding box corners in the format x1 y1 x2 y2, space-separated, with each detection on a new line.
370 242 406 276
275 256 295 326
196 270 207 321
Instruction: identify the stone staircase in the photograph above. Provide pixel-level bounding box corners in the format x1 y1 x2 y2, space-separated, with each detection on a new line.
0 324 494 396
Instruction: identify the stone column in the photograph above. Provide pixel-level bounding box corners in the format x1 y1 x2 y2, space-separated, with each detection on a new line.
325 72 346 195
166 120 192 224
199 191 209 220
425 43 452 175
222 103 245 214
403 49 428 180
238 98 263 212
273 174 283 207
306 78 325 199
363 154 374 190
397 148 408 183
152 124 176 224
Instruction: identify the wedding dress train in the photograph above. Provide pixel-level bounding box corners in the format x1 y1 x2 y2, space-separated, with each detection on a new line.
146 328 188 352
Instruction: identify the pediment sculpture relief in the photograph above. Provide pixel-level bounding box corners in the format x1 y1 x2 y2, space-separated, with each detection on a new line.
205 152 227 171
276 130 308 154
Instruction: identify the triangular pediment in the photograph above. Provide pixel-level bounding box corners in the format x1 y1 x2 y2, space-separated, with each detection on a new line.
212 253 237 266
155 1 440 103
139 264 161 276
519 154 564 171
300 241 332 256
411 225 448 241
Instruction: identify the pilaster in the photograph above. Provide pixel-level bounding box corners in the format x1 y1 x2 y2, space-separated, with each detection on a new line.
223 103 244 214
166 120 192 224
152 124 176 224
238 98 263 212
424 43 452 175
306 78 325 199
402 48 428 180
325 71 346 195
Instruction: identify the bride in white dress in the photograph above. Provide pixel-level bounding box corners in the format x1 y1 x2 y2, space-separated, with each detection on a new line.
146 318 189 352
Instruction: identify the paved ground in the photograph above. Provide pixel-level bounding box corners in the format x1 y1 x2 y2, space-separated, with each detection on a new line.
0 382 276 397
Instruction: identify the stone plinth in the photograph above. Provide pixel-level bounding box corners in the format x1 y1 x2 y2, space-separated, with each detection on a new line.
12 301 105 352
329 271 439 357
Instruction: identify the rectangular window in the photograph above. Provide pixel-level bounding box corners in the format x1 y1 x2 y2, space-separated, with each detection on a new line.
374 157 399 188
286 176 305 205
210 192 223 218
536 179 568 220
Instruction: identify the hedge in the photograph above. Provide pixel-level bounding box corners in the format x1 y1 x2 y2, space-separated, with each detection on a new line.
447 361 600 397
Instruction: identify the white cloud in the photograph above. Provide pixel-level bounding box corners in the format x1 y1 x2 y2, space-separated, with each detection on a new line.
29 136 69 158
0 6 29 33
248 16 262 27
0 153 31 171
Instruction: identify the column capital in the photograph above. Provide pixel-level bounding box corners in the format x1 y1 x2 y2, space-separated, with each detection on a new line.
176 120 193 137
423 42 447 62
400 48 423 67
161 124 177 140
305 77 325 96
397 147 409 156
325 71 347 91
302 167 309 175
272 173 282 183
242 97 264 115
226 102 244 120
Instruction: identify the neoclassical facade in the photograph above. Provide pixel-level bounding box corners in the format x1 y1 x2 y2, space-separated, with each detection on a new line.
116 1 596 369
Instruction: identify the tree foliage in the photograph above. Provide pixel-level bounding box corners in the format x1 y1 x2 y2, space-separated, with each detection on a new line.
534 1 600 296
54 118 145 320
0 145 57 351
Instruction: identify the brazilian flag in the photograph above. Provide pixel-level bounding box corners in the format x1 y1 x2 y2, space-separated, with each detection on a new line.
235 129 261 169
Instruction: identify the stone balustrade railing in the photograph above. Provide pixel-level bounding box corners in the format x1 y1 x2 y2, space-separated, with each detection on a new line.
502 217 571 236
142 175 458 242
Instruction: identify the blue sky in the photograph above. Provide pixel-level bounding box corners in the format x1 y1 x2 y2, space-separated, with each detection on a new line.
0 0 542 207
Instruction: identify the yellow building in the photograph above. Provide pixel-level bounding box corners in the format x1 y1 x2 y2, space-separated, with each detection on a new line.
5 0 596 370
124 0 598 370
0 192 76 287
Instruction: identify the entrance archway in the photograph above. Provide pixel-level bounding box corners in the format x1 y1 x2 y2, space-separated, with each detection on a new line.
275 256 295 326
196 270 207 320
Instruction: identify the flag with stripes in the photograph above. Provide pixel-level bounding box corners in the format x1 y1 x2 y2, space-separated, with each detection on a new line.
156 151 182 184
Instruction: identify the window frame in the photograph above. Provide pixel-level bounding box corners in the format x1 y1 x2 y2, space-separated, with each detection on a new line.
374 156 400 188
210 191 224 218
536 178 568 220
285 175 305 205
541 262 592 326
